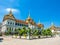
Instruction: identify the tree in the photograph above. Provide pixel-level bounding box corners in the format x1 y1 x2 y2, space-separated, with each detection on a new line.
46 29 52 36
41 29 46 36
18 29 24 38
14 28 23 38
32 30 39 36
18 27 27 38
5 30 11 35
27 27 31 36
38 30 41 38
14 29 19 35
22 26 27 37
41 29 52 37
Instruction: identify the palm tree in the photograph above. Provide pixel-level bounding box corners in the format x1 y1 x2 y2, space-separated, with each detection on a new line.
5 29 11 36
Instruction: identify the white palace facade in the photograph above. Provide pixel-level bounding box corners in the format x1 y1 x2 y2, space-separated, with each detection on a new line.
1 10 44 33
0 10 60 34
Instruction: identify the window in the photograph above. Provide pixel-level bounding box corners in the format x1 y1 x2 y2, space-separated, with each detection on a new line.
20 24 21 26
15 23 17 25
26 25 28 27
18 23 19 26
21 24 23 26
8 22 9 24
22 24 24 26
10 22 12 25
19 24 23 26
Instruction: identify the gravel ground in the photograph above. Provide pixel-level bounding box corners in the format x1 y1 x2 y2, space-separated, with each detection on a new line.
0 36 60 45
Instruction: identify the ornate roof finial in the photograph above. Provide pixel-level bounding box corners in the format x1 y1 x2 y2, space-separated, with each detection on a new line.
28 10 30 17
27 10 31 19
51 22 54 26
9 9 12 14
38 19 41 24
9 9 13 16
50 22 56 30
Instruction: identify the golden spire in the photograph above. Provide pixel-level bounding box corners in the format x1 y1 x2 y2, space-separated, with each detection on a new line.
26 10 33 23
38 19 41 24
27 11 31 19
9 9 12 14
50 22 56 30
9 9 12 16
51 22 54 26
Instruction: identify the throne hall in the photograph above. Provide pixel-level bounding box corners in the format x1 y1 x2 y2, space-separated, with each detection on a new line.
1 10 44 33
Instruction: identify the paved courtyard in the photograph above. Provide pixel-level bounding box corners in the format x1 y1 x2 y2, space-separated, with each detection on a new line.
0 36 60 45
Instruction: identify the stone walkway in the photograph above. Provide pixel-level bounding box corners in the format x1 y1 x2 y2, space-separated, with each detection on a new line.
0 36 60 45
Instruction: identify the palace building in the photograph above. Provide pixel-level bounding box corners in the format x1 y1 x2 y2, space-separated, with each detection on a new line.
1 10 44 33
1 10 60 34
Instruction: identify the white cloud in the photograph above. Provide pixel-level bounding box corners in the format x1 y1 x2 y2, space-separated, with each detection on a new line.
5 8 19 13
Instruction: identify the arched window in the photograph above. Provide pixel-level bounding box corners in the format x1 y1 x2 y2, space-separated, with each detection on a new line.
18 23 19 26
15 23 17 25
10 22 12 25
21 24 23 26
20 24 22 26
8 22 9 24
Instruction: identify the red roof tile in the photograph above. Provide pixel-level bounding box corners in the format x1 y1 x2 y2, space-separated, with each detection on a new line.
15 19 28 25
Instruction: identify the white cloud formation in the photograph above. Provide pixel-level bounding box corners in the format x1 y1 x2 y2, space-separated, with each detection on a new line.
5 8 19 13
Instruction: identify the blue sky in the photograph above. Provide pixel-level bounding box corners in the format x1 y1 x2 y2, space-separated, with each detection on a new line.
0 0 60 28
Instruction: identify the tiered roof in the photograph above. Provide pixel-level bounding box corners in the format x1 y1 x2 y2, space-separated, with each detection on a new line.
50 22 56 30
3 10 15 21
3 10 44 28
37 20 44 28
